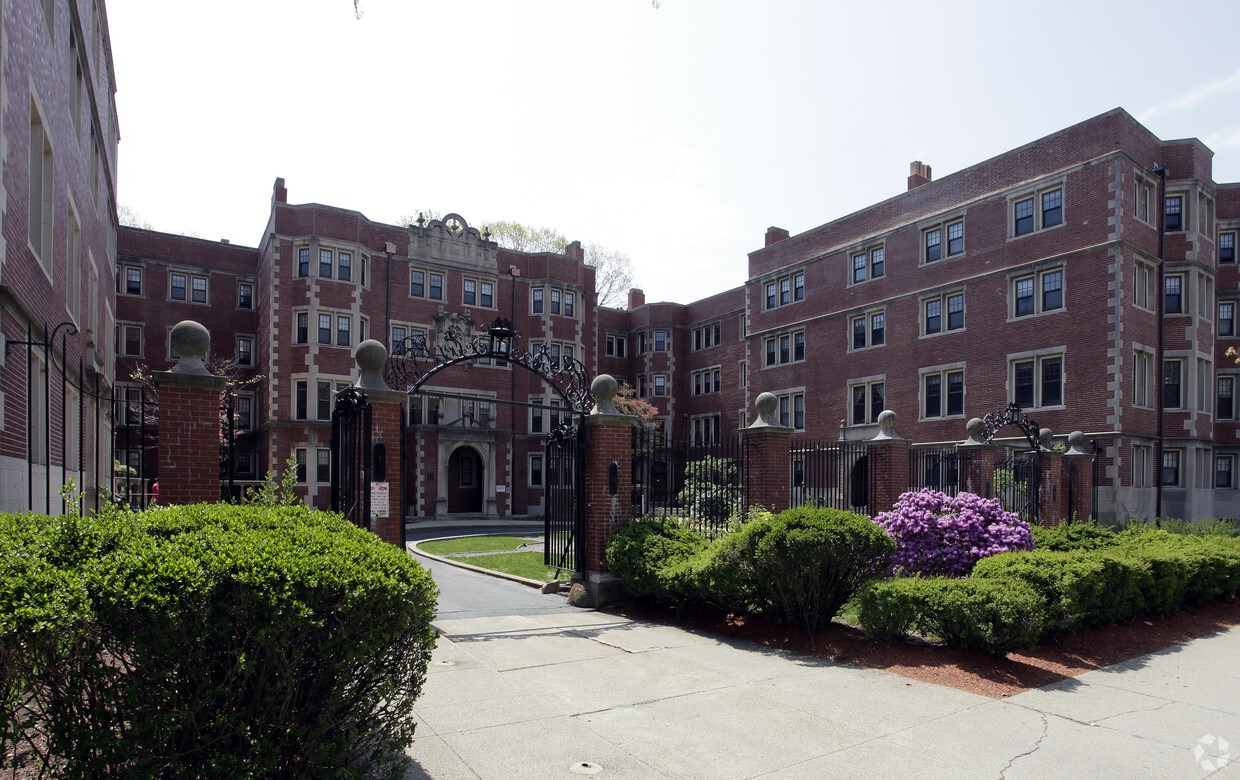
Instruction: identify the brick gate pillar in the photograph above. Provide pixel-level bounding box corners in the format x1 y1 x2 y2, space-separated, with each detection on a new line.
1036 428 1066 527
570 374 638 608
355 340 405 548
151 321 226 506
1063 431 1095 523
956 417 997 499
739 393 793 513
867 410 910 517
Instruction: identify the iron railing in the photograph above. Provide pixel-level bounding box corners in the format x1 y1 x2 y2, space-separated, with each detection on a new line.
632 427 747 537
789 438 872 515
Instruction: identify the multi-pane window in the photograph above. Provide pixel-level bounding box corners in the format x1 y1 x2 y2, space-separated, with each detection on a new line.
1133 445 1151 487
692 415 722 444
29 103 53 268
776 393 805 429
794 272 805 301
766 281 777 309
532 289 544 313
946 221 964 255
851 313 884 350
1221 302 1236 337
551 290 561 314
320 249 333 278
1013 354 1064 408
1165 195 1184 232
1217 455 1235 489
338 251 351 281
411 269 425 297
849 380 884 425
191 276 207 303
564 291 573 316
654 375 666 396
482 281 495 308
317 381 332 420
121 324 142 357
1162 450 1181 486
295 380 308 420
1014 187 1063 236
464 279 477 305
1134 350 1155 408
870 313 885 346
1014 268 1064 317
318 314 332 344
1221 231 1236 264
530 455 543 486
925 227 942 262
317 449 331 483
170 273 186 301
779 278 791 306
239 282 254 309
298 248 309 277
429 273 443 301
126 267 142 295
654 331 666 351
606 335 626 357
1164 274 1183 314
1134 263 1153 309
1041 189 1063 228
692 368 722 395
237 337 252 366
764 272 804 308
236 396 252 430
1219 376 1236 420
1136 178 1155 225
923 369 965 418
296 312 308 344
1163 359 1182 409
851 247 885 283
765 330 805 365
924 219 963 262
337 316 350 347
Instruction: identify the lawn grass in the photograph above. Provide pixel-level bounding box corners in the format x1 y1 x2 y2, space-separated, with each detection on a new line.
419 535 541 554
459 552 561 581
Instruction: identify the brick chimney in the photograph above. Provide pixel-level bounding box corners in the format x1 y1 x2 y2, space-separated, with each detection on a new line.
765 226 790 246
628 288 646 309
564 240 584 260
908 161 932 191
273 177 287 204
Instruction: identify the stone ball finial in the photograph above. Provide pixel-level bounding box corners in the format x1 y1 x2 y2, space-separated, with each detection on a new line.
1039 427 1053 449
170 320 211 375
590 374 620 416
961 417 987 446
1065 430 1088 457
354 340 389 390
749 392 781 428
871 409 902 440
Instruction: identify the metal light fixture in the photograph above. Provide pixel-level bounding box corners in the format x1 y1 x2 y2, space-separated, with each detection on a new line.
487 317 515 358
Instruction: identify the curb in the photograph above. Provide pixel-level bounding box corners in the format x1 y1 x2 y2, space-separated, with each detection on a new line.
409 533 568 591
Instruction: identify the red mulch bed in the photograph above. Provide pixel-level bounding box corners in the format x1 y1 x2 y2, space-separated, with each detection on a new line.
605 594 1240 698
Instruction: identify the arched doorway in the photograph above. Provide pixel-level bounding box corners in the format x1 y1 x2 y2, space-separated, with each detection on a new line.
447 446 483 513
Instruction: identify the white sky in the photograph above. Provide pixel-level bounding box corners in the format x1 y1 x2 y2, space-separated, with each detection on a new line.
108 0 1240 305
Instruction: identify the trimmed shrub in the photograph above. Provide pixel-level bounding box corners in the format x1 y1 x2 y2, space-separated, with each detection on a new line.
605 513 711 605
1 503 438 779
1031 521 1118 552
699 507 895 632
859 577 1045 656
876 489 1033 577
972 550 1140 632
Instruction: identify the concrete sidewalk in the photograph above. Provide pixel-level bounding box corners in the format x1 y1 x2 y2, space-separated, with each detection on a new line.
404 604 1240 778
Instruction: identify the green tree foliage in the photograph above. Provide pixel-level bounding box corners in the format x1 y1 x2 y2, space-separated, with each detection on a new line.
677 456 742 523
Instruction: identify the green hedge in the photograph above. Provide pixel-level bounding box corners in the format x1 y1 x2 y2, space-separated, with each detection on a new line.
972 550 1140 632
858 577 1044 655
605 513 711 606
1 503 438 779
1031 521 1118 551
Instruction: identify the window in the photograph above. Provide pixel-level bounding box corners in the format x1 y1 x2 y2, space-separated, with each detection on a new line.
606 335 626 357
295 449 307 483
766 282 776 309
1134 350 1155 408
411 269 425 297
849 380 884 425
1134 262 1153 309
170 273 186 301
191 276 207 304
1041 189 1063 228
1136 178 1155 225
1014 186 1063 236
298 248 309 277
1164 275 1183 314
338 251 351 281
1221 303 1235 337
317 381 332 420
317 449 331 483
925 227 942 262
654 331 666 351
779 277 791 305
851 247 885 284
946 221 964 255
853 252 866 284
1165 195 1183 232
1162 450 1181 486
239 282 254 309
318 314 331 344
125 266 142 296
1217 455 1234 489
292 312 306 344
1221 231 1236 264
67 207 81 323
851 312 884 350
794 272 805 300
237 337 253 366
336 316 350 347
654 375 666 396
922 215 963 260
1132 444 1151 487
429 273 443 301
564 292 573 316
320 249 333 278
1219 376 1235 420
121 324 142 357
776 392 805 429
530 455 543 486
1012 354 1064 409
236 396 253 430
531 403 543 433
29 101 53 269
1163 359 1182 409
764 273 803 308
551 289 561 314
532 288 543 313
692 415 722 444
482 281 494 308
1013 268 1064 317
923 368 965 418
295 380 308 420
463 279 476 305
764 330 804 366
1199 357 1213 413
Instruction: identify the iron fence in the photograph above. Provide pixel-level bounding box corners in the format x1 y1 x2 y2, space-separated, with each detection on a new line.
909 447 969 495
995 447 1041 523
631 427 747 537
789 438 872 514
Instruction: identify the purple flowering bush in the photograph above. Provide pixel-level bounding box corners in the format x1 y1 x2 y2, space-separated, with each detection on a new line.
875 489 1033 577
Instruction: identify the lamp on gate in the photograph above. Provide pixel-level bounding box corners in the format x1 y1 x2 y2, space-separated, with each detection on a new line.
487 317 515 359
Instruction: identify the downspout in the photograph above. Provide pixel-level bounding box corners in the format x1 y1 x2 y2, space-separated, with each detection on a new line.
1153 163 1169 521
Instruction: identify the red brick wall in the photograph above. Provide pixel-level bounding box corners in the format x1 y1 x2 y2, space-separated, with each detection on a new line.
153 376 225 505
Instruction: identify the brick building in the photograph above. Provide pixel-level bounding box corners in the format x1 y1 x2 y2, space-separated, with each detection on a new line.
0 0 121 513
112 108 1240 523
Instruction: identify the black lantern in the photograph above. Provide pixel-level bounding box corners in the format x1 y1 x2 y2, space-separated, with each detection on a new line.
487 317 515 358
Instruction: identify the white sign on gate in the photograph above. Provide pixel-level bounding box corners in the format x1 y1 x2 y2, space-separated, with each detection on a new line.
371 482 389 518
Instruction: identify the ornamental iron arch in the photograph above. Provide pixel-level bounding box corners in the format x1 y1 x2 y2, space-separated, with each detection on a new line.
980 402 1042 450
979 402 1042 523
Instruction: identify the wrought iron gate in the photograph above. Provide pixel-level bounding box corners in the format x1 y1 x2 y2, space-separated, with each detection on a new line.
545 422 586 576
994 449 1040 523
330 387 371 529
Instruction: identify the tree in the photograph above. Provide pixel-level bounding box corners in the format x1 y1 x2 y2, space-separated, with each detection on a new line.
614 382 660 430
118 203 152 230
584 242 634 310
485 220 568 254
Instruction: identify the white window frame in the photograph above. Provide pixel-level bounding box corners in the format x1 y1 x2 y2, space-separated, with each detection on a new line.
849 309 885 351
920 363 966 420
1011 266 1065 320
847 376 885 427
1009 348 1066 410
